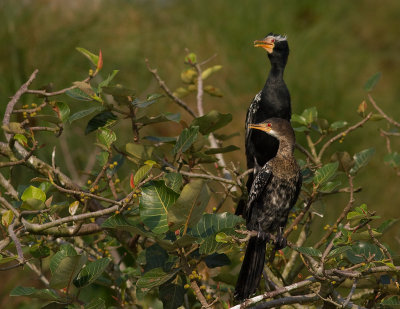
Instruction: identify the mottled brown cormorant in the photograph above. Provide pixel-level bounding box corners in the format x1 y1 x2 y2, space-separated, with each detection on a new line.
236 33 291 216
234 118 302 301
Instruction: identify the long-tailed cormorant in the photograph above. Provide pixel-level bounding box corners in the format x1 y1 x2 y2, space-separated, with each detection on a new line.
234 118 302 301
236 33 291 216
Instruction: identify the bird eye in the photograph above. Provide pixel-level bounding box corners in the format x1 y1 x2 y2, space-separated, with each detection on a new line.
267 123 272 127
270 38 275 43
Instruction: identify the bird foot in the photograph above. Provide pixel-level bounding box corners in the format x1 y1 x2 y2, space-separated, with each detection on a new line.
274 234 287 250
257 231 270 242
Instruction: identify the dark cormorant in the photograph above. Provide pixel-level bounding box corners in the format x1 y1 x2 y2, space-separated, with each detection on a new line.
236 33 291 216
234 118 302 301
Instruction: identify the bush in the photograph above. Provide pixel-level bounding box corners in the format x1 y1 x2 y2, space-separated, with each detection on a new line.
1 48 399 308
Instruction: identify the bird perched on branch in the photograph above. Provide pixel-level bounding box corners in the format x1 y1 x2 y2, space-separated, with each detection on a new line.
234 118 302 301
236 33 291 217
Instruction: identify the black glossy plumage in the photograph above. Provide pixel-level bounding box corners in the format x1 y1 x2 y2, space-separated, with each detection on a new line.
236 33 291 217
234 118 302 301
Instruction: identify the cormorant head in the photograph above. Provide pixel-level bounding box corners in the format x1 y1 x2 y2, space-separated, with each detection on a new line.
254 33 289 64
248 118 295 143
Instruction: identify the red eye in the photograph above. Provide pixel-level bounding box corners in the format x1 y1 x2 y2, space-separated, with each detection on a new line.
267 123 272 127
270 38 275 43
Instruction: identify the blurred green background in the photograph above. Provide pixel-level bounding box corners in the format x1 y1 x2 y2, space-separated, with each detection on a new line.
1 0 400 307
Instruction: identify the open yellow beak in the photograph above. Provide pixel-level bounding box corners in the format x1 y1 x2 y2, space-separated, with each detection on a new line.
254 39 275 53
248 123 272 133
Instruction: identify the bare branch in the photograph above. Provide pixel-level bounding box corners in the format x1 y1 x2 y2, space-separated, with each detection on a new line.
3 70 39 141
22 204 118 233
145 59 196 118
317 113 372 162
0 195 20 217
8 220 24 264
0 173 19 200
315 175 355 248
368 94 400 127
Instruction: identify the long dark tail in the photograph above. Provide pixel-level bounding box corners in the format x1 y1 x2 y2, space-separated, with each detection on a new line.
234 235 267 301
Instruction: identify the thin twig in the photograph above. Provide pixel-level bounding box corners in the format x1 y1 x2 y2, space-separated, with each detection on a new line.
3 70 39 141
8 219 24 264
230 277 317 309
0 173 19 200
22 204 118 233
0 141 38 168
0 195 20 217
145 59 196 118
315 175 355 249
317 113 372 162
367 223 393 263
368 94 400 127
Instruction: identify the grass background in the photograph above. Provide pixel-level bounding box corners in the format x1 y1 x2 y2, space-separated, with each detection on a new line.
0 0 399 307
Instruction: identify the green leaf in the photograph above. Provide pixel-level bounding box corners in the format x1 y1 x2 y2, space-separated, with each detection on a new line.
14 133 28 146
295 246 322 257
21 186 46 209
0 255 18 265
329 121 348 131
136 267 178 289
201 65 222 80
159 283 185 309
73 81 96 97
180 68 197 84
1 210 14 227
85 111 117 135
350 148 375 175
137 113 180 125
381 296 400 307
21 185 46 202
126 143 154 162
346 242 385 263
73 258 110 288
294 126 310 133
204 145 240 155
164 173 183 193
10 286 60 301
98 70 119 89
199 234 226 254
313 162 338 186
291 114 308 125
188 212 244 238
97 128 116 148
76 47 99 66
327 246 351 258
134 165 153 185
364 72 381 92
49 248 87 289
85 298 106 309
168 180 211 231
55 102 70 122
140 181 179 234
191 110 232 135
65 87 93 101
319 181 341 193
384 152 400 167
301 107 318 124
68 106 104 124
173 126 199 155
